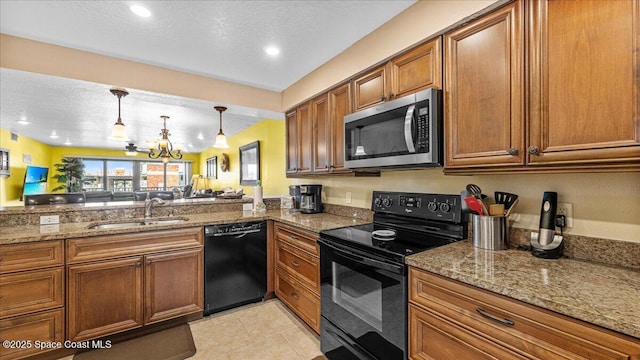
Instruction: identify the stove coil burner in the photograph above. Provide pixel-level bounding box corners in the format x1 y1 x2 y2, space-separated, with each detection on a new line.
371 229 396 241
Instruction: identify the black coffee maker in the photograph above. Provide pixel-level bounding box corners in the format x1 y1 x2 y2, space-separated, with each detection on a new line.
289 185 302 212
299 184 323 214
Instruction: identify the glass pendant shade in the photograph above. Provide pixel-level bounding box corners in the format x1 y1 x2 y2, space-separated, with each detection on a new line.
213 106 229 149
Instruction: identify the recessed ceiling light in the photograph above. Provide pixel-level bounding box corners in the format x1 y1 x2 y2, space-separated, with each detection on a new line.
50 131 59 139
17 119 31 125
197 133 204 140
188 143 194 148
265 46 280 56
130 5 151 17
64 139 72 146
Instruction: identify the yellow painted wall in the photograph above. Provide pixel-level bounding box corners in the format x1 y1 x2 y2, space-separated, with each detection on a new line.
198 119 288 196
0 128 52 204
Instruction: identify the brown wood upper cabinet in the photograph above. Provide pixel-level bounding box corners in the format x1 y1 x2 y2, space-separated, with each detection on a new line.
353 37 442 112
286 103 313 176
445 0 639 172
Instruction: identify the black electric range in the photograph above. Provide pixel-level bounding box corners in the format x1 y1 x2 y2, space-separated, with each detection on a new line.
318 191 467 360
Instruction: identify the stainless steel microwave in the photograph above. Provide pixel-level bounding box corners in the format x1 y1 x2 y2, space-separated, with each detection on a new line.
344 88 442 169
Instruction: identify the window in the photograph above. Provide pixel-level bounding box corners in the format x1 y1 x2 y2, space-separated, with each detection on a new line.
80 158 191 192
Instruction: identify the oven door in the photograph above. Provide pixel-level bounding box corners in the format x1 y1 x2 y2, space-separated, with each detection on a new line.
319 238 406 360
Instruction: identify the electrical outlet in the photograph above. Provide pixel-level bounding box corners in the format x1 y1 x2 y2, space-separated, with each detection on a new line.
557 202 573 228
345 192 352 204
40 215 59 225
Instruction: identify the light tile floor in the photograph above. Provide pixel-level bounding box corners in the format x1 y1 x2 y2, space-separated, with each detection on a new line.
59 299 323 360
189 299 323 360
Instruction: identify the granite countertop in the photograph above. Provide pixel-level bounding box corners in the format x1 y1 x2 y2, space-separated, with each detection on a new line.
0 209 370 244
405 240 640 339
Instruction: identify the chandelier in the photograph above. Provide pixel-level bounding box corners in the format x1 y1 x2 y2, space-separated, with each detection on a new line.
109 88 130 141
148 115 183 163
213 106 229 149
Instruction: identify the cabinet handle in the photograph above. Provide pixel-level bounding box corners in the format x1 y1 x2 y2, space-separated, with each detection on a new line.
135 262 141 267
527 146 540 155
388 92 394 100
476 308 514 326
291 260 299 267
291 292 299 300
507 147 519 156
146 260 152 265
380 95 386 101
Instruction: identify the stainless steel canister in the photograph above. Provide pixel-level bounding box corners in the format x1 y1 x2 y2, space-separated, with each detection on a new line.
471 214 509 250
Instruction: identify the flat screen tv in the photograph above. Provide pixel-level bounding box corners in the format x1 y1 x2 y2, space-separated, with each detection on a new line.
22 165 49 197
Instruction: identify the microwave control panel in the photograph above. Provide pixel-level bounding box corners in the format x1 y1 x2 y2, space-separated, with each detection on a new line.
372 191 462 223
416 104 430 151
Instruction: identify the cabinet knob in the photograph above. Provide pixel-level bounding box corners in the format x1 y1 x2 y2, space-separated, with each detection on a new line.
135 262 141 267
291 260 299 267
146 260 152 265
380 95 386 101
0 257 3 262
527 146 540 155
507 147 519 156
388 92 394 100
291 292 299 301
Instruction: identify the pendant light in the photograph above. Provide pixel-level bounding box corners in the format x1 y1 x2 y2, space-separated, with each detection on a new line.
354 125 367 156
109 88 130 141
148 115 183 163
213 106 229 149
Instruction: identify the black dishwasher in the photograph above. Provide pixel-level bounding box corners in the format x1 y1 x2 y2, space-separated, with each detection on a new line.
204 221 267 315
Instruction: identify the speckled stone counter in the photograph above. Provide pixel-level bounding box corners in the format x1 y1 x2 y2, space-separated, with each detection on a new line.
0 209 370 244
405 240 640 339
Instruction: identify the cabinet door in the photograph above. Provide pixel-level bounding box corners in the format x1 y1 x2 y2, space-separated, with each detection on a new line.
528 0 640 167
0 309 64 360
353 65 388 111
328 82 352 173
297 102 313 174
144 248 203 325
444 1 525 169
391 37 443 99
67 257 143 341
312 94 330 173
285 110 299 175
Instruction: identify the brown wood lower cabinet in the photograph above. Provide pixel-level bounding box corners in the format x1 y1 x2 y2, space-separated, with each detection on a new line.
409 267 640 360
0 240 65 360
66 227 204 342
273 222 320 333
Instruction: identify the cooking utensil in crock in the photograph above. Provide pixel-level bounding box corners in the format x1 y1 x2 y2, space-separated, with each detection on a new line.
464 196 484 215
504 198 519 218
495 191 519 210
466 184 488 214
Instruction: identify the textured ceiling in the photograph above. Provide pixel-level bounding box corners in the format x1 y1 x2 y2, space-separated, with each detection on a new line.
0 0 416 152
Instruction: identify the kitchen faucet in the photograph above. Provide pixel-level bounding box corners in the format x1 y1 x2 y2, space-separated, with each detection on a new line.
145 197 165 218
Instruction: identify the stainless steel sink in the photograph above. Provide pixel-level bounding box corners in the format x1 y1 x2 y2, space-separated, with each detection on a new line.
87 217 189 230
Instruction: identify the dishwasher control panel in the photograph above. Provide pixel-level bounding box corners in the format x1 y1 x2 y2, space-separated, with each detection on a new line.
205 221 265 236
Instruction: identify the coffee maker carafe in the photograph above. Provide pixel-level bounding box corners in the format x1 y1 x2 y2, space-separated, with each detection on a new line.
289 185 302 212
299 185 323 214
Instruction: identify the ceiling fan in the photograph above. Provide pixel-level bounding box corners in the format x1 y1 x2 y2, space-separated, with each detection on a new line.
124 142 150 156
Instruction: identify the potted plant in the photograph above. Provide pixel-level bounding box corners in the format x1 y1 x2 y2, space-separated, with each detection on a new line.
52 157 85 192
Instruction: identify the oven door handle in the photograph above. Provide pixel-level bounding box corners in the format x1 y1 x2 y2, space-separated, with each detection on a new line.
404 104 416 153
326 328 373 360
320 239 404 275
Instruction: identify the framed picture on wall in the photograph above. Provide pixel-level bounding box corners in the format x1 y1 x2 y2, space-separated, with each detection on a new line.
206 156 217 179
239 141 260 186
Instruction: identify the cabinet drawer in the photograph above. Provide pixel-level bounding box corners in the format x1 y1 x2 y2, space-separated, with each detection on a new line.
0 241 64 274
67 227 203 264
0 268 64 319
409 304 526 360
409 268 640 359
276 240 319 294
0 308 64 360
274 222 318 257
275 268 320 333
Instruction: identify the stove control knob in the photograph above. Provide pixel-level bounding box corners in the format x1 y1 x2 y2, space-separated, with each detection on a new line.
374 198 382 207
382 198 393 207
439 202 451 213
427 201 438 212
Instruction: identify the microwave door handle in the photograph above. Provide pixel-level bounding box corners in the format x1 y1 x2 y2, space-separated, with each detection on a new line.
404 104 416 153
